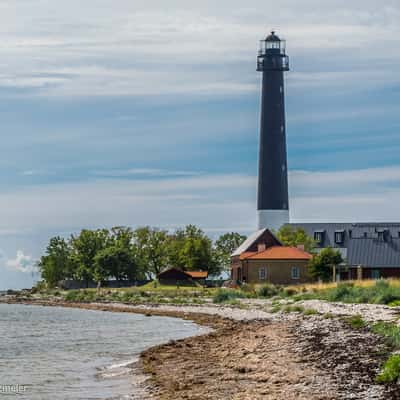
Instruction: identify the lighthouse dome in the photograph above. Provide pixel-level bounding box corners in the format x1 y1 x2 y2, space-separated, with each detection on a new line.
266 31 280 42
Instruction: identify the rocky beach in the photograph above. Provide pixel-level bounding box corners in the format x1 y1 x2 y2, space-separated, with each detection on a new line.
2 296 400 400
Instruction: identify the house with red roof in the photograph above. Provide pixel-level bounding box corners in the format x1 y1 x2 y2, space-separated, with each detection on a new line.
231 229 313 285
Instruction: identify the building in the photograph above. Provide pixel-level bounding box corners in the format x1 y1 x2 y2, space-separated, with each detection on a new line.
243 30 400 281
231 229 312 285
257 31 290 231
157 268 208 286
289 223 400 280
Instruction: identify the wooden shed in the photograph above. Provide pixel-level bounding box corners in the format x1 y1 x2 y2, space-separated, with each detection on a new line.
157 268 208 286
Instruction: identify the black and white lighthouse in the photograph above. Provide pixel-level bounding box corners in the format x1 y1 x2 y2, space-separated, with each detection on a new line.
256 31 290 231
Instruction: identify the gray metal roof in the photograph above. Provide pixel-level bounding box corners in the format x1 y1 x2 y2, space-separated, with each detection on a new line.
347 238 400 268
289 222 400 268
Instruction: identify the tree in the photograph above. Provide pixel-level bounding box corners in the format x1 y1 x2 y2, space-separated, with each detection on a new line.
308 248 343 282
169 225 218 274
134 227 170 278
214 232 247 271
70 229 109 287
94 246 139 285
276 226 316 253
38 236 75 288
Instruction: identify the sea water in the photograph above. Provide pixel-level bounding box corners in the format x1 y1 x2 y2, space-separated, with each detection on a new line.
0 303 207 399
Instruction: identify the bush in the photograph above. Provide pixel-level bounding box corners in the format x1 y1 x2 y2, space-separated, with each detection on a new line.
65 290 79 302
376 355 400 383
257 284 280 298
213 289 246 304
241 283 256 296
372 322 400 349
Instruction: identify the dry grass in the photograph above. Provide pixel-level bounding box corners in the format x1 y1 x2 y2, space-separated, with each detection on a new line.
285 279 400 294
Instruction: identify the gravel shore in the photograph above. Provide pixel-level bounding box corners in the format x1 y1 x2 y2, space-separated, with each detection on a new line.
3 298 400 399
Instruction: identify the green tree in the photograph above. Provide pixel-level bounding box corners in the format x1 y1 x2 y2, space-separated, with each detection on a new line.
134 227 170 278
276 226 316 253
38 236 75 287
308 248 343 282
94 246 139 285
70 229 109 287
169 225 218 274
214 232 247 271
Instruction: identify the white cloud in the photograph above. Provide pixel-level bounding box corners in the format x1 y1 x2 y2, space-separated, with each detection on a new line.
0 166 399 237
4 251 36 274
0 1 400 96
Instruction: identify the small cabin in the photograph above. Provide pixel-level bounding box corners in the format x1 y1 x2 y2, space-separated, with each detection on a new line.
157 268 208 286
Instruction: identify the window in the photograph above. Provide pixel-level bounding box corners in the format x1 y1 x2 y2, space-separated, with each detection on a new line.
364 232 368 238
259 267 267 281
334 231 344 244
372 270 380 280
291 266 300 280
314 231 324 244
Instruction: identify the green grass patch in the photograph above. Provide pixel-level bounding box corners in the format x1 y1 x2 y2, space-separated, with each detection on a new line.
283 305 305 313
303 308 318 316
212 289 247 304
293 280 400 306
376 354 400 384
372 322 400 349
345 314 367 329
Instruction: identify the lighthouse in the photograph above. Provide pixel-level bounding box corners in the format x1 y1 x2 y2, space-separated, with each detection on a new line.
257 31 290 231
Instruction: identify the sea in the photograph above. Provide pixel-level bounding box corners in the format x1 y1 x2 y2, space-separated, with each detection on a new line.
0 303 208 399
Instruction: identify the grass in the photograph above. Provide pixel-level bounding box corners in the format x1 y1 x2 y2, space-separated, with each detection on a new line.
372 322 400 349
59 283 218 305
212 289 247 304
370 321 400 384
344 314 367 329
283 305 305 313
376 354 400 383
303 308 319 316
290 280 400 306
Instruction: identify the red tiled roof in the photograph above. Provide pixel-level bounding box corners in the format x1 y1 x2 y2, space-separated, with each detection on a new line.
185 271 208 279
239 252 257 260
242 246 312 260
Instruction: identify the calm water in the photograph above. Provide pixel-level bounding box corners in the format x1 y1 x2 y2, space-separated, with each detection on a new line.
0 304 207 399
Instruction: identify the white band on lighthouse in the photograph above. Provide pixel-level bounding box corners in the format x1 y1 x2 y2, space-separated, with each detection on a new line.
257 209 289 231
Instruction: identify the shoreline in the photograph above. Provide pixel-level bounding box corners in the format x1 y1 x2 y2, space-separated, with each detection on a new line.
2 298 400 399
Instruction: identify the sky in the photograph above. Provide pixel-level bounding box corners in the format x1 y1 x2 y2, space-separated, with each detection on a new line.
1 0 400 289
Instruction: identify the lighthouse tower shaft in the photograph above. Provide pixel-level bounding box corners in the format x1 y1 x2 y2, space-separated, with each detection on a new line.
257 31 290 231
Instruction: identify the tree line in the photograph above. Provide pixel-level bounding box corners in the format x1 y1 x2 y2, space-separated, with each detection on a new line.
38 225 246 288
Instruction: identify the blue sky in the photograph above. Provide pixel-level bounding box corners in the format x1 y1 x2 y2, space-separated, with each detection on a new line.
1 0 400 289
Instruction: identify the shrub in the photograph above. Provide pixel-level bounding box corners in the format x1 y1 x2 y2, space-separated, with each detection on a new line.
376 354 400 384
241 284 256 296
65 290 79 302
213 289 246 304
282 288 298 297
257 284 280 298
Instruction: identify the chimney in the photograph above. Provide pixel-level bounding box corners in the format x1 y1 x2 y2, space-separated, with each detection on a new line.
258 243 266 252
